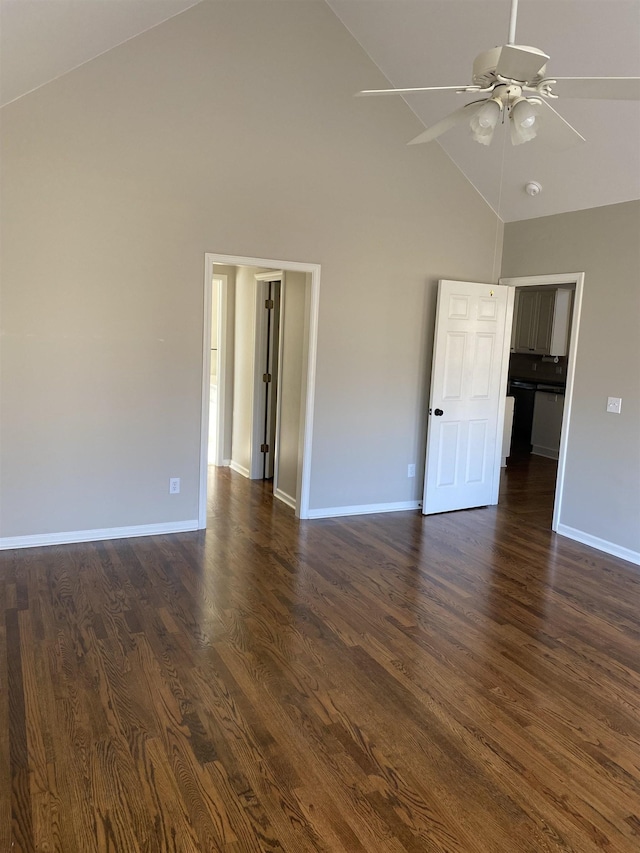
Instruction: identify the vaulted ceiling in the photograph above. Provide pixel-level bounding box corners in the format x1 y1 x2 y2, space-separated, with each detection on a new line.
0 0 200 106
2 0 639 221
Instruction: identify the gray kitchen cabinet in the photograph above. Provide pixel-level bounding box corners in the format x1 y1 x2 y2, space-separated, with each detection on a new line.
512 287 572 356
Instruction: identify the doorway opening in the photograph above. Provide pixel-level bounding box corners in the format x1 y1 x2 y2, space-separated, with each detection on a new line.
199 253 321 527
499 273 584 531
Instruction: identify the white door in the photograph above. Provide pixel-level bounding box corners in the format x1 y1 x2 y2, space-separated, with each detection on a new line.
262 280 281 479
422 280 511 515
251 276 282 480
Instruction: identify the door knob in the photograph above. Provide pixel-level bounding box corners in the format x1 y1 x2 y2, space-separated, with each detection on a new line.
434 408 444 416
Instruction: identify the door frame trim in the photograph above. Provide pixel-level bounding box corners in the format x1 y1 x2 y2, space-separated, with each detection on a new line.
499 272 585 532
199 253 320 525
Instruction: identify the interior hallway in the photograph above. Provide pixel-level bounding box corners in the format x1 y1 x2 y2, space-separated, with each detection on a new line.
1 462 638 851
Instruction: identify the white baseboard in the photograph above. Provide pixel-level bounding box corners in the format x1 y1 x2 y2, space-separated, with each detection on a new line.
229 460 250 478
532 445 559 460
274 488 296 510
556 523 640 567
0 519 200 552
307 500 421 520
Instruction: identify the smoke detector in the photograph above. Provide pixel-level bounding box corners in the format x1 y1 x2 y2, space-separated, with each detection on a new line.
525 181 542 196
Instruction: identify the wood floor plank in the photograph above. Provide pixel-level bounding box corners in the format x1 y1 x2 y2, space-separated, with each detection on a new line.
1 459 639 850
0 601 11 853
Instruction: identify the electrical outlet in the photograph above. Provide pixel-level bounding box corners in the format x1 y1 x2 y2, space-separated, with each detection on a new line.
169 477 181 494
606 397 622 415
407 464 416 478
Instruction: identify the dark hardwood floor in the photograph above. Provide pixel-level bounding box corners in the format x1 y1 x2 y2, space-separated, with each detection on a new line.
1 458 639 851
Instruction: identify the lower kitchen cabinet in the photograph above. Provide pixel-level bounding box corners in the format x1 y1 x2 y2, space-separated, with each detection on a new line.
531 390 564 459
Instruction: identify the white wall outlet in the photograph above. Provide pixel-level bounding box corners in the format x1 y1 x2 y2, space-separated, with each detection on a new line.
606 397 622 414
169 477 181 494
407 463 416 478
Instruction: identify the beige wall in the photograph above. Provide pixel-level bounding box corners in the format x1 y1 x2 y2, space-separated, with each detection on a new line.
502 201 640 556
210 279 219 380
0 0 501 539
230 267 261 477
211 264 236 465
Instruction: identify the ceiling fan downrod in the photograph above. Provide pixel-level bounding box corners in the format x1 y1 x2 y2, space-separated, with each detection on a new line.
508 0 519 45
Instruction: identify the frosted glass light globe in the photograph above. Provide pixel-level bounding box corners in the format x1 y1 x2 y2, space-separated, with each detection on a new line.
477 100 501 129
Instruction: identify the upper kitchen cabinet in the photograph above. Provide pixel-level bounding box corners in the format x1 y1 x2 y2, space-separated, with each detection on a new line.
512 287 573 356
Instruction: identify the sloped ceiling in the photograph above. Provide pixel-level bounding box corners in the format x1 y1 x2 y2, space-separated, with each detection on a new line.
1 0 639 221
0 0 201 106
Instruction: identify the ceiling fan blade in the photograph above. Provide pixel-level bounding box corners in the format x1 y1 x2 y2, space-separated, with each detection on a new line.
407 101 486 145
550 77 640 100
537 100 585 150
495 44 549 82
357 85 473 96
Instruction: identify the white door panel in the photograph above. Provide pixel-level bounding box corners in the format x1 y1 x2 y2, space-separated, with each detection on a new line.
423 280 510 515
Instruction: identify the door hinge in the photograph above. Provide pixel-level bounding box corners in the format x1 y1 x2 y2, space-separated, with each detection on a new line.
262 373 272 383
260 443 269 453
265 299 274 309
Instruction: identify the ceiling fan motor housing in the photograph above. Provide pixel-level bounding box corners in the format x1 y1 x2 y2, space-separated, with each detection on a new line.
472 45 548 87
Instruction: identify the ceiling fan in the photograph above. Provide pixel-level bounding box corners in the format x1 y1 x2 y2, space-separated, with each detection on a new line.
358 0 640 148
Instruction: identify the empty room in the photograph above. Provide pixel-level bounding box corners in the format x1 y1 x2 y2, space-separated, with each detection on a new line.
1 1 639 850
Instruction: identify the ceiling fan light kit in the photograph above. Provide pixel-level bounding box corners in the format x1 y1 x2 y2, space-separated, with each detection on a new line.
358 0 640 149
477 99 502 129
470 99 502 145
510 97 539 144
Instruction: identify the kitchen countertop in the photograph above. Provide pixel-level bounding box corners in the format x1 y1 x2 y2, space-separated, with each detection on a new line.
509 378 566 394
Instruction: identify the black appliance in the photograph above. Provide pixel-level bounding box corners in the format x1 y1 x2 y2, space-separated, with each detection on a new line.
508 379 537 445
